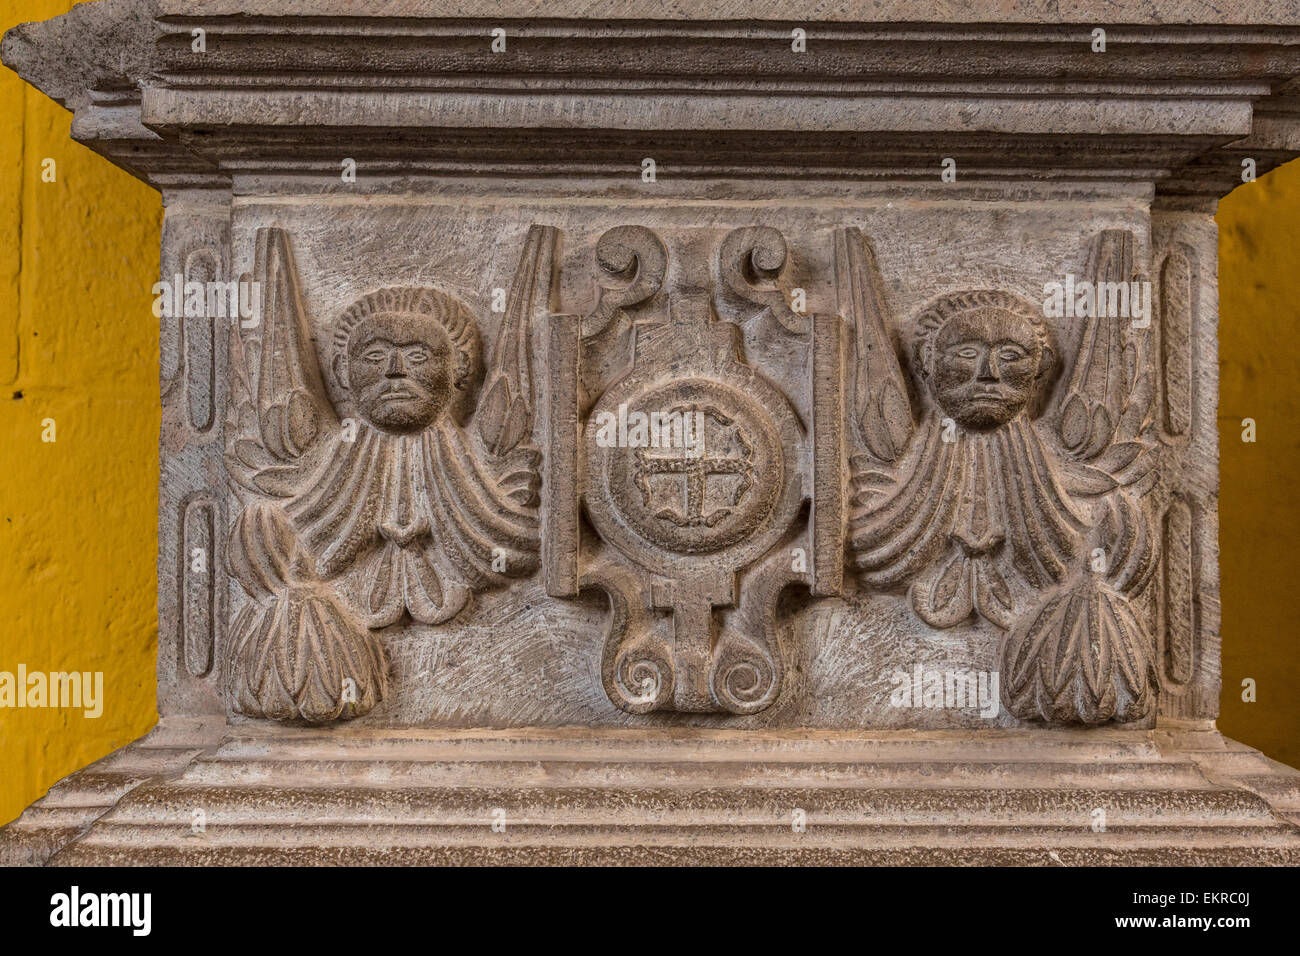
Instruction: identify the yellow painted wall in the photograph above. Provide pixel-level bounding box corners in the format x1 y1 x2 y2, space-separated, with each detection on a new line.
0 0 1296 826
0 0 162 826
1217 161 1300 770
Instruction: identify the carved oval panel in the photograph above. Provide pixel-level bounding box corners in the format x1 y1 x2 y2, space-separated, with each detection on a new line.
183 248 219 433
1159 246 1196 438
181 496 216 678
1161 495 1197 686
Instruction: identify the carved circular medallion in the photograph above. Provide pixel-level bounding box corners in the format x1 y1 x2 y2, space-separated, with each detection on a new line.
585 375 800 573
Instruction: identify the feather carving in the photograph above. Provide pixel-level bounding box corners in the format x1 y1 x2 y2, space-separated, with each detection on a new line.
835 228 913 463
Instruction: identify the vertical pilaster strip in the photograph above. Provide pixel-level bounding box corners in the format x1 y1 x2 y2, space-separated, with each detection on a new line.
544 313 580 597
1152 207 1219 720
181 498 215 677
811 312 844 597
157 186 232 716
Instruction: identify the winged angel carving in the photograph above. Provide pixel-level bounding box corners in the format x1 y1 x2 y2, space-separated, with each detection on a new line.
841 229 1159 724
223 226 553 721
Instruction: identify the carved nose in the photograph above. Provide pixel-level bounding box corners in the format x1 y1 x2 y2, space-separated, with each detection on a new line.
385 353 407 377
977 352 1000 381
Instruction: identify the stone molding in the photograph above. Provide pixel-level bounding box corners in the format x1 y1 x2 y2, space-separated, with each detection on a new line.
3 0 1299 864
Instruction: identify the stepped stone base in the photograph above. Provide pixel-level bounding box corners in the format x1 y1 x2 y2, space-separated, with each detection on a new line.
3 719 1299 865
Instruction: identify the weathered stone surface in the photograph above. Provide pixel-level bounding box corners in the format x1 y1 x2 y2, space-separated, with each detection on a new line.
5 719 1300 865
3 0 1299 863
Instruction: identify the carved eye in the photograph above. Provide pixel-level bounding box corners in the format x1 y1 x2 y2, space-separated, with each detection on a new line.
363 348 387 364
955 346 980 360
998 346 1027 362
404 347 430 364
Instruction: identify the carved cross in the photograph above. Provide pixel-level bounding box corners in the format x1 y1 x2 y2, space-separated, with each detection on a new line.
633 417 753 528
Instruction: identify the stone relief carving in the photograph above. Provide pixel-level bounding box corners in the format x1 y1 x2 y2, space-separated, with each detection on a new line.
548 225 840 716
217 219 1161 728
11 0 1300 869
844 228 1160 724
223 226 551 721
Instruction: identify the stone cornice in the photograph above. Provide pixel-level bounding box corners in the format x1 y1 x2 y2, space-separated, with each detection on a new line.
155 1 1300 26
3 1 1300 197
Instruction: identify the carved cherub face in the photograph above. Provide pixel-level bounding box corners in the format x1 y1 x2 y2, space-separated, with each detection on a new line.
345 312 455 433
931 308 1048 430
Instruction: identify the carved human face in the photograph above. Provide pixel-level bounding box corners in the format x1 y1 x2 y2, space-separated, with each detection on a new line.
931 309 1044 430
346 313 455 433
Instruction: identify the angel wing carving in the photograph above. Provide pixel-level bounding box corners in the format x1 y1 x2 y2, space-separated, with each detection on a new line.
224 225 553 722
1054 229 1158 491
835 227 913 464
478 224 555 461
841 228 1159 725
227 228 334 498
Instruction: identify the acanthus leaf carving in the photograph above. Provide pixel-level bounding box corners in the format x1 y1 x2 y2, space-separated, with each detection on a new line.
229 585 387 724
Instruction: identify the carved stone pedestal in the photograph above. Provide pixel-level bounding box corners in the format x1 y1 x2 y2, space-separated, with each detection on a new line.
4 0 1300 865
5 719 1300 865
